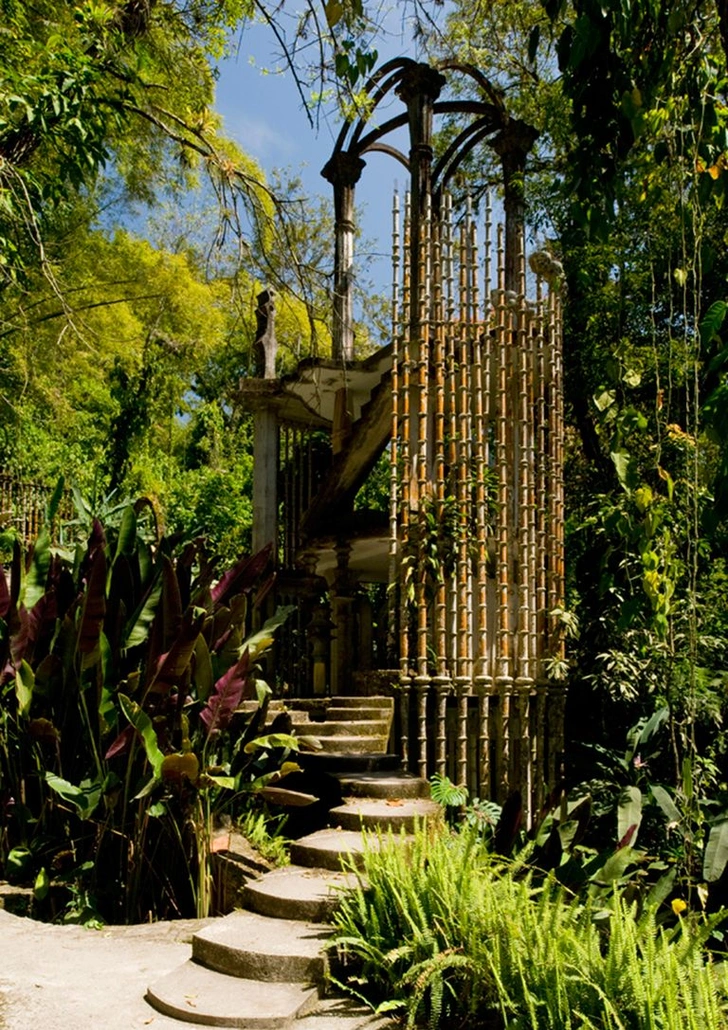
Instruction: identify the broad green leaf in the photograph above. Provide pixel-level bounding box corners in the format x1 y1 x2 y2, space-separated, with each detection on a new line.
617 786 642 848
193 633 214 701
650 784 681 827
123 570 163 652
591 845 637 884
45 771 102 819
15 659 34 717
242 606 295 661
160 752 199 783
34 867 50 901
622 368 641 388
324 0 344 27
24 527 51 609
699 299 727 347
115 506 137 561
593 388 615 412
647 867 677 910
244 732 299 754
207 775 236 789
704 818 728 882
118 693 163 776
46 476 65 524
610 448 636 493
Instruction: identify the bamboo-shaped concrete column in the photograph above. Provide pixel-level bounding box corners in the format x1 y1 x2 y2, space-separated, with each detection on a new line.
251 289 279 556
474 194 493 796
432 195 451 777
321 151 366 362
395 64 446 778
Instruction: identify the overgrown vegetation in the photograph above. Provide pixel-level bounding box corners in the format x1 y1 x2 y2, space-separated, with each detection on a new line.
0 509 300 923
332 823 728 1029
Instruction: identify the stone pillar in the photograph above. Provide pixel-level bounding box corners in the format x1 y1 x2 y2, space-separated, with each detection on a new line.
396 63 447 338
331 541 354 696
251 289 279 556
321 151 366 363
490 120 539 292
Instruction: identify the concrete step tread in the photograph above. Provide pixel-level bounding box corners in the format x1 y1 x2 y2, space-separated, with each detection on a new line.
330 798 441 820
146 959 318 1028
328 798 441 833
296 721 390 736
299 753 401 774
290 828 413 871
316 737 389 754
319 707 394 721
193 910 332 983
335 772 431 799
243 866 355 922
325 697 393 710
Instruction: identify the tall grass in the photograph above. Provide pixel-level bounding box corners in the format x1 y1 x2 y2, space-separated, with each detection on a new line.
331 825 728 1029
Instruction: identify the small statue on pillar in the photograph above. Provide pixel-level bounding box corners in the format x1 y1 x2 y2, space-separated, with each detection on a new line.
254 288 278 380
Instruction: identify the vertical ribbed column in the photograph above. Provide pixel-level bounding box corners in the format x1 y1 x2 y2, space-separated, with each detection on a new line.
515 240 532 818
388 192 401 669
415 195 433 780
433 197 450 776
533 276 548 816
399 193 412 769
495 225 512 802
455 213 472 787
474 195 493 797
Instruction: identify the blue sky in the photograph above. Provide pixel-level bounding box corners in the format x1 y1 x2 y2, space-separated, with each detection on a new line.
212 16 424 293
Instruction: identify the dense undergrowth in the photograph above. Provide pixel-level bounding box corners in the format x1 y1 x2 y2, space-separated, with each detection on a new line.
0 510 299 924
332 824 728 1030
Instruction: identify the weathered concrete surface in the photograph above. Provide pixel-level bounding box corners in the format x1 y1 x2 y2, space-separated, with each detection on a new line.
0 909 213 1030
333 772 430 800
328 798 442 833
147 961 318 1028
193 910 332 983
243 866 355 922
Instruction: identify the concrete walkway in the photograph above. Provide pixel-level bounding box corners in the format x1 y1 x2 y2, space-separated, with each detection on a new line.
0 912 212 1030
0 699 434 1030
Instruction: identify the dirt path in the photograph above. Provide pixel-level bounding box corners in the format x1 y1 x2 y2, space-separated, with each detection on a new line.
0 909 213 1030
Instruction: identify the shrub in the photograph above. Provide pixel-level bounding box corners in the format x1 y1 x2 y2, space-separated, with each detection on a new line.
0 513 294 923
332 824 728 1029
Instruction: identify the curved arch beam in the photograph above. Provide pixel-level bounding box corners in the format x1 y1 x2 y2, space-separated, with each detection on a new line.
437 61 507 117
432 117 503 191
360 142 410 172
332 58 416 155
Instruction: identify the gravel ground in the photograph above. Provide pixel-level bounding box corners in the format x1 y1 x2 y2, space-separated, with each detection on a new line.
0 909 214 1030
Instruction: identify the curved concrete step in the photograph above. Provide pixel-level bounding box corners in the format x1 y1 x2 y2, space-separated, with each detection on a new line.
296 720 390 737
336 771 431 799
193 910 332 984
326 697 393 710
316 735 389 754
319 706 394 722
329 798 442 833
290 827 412 872
243 865 355 922
147 960 318 1027
299 752 401 774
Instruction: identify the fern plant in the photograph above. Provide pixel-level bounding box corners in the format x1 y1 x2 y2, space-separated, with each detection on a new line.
331 823 728 1029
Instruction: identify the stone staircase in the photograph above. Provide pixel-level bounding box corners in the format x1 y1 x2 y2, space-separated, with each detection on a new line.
146 697 440 1029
